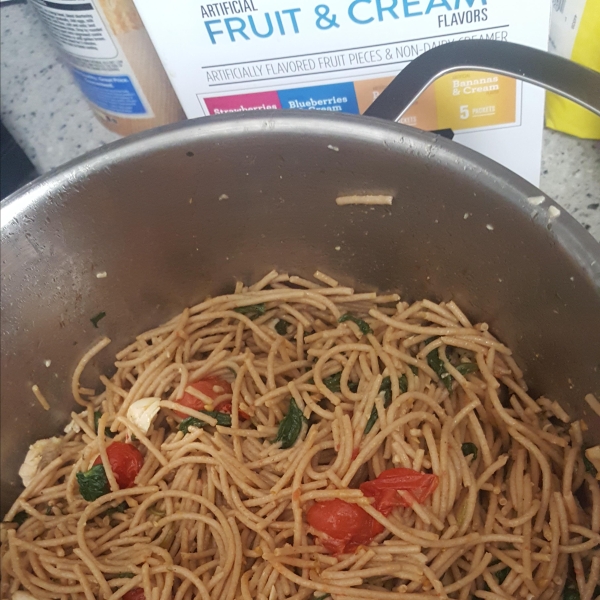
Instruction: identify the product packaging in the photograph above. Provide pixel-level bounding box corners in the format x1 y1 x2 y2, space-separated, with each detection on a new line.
31 0 185 135
133 0 552 185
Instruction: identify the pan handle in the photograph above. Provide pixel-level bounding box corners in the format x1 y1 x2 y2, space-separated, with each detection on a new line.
365 39 600 122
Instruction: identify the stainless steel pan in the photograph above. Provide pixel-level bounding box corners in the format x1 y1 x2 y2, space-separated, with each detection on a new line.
2 40 599 515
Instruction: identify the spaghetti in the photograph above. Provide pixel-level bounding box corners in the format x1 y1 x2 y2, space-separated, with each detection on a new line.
335 195 394 206
31 385 50 411
2 270 599 600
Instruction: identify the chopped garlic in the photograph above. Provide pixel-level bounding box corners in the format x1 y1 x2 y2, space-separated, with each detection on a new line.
527 195 545 206
18 437 63 487
63 420 81 434
63 410 88 434
585 446 600 479
126 397 161 435
548 206 561 221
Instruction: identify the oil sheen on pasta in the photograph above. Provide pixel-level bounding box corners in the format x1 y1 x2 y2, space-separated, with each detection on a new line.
1 271 599 600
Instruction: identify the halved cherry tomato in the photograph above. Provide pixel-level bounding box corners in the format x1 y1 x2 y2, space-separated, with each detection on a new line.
307 468 438 555
123 589 145 600
93 442 144 489
175 376 232 417
306 498 384 555
359 467 439 516
215 401 250 421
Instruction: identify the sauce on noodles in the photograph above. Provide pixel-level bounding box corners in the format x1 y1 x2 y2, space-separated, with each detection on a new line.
1 270 599 600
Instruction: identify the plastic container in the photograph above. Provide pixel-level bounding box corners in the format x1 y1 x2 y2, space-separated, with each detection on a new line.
31 0 185 136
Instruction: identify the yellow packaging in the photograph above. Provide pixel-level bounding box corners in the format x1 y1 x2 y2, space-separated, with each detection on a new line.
546 0 600 139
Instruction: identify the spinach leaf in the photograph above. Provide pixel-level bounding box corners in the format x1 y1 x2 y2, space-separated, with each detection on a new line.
561 580 600 600
495 566 510 584
364 375 408 434
275 319 290 335
103 501 128 517
409 365 419 375
234 303 266 320
12 511 29 527
199 410 232 427
562 582 579 600
364 409 380 435
338 313 373 335
179 417 204 433
583 449 598 477
426 346 453 393
461 442 478 461
399 374 408 394
94 410 116 439
323 372 344 393
379 376 393 403
379 374 408 404
76 464 109 502
273 398 306 449
313 372 358 394
562 579 600 600
104 426 116 439
179 411 232 434
90 311 106 328
114 572 134 579
426 338 477 392
455 363 478 376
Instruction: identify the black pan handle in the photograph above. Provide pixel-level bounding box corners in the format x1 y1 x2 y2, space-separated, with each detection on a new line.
365 39 600 122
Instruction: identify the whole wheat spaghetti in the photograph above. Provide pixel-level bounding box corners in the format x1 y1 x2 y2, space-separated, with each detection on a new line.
335 195 394 206
2 271 599 600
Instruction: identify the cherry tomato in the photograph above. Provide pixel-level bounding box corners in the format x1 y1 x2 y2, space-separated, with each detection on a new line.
360 467 439 516
215 401 250 421
93 442 144 489
306 498 384 555
123 589 145 600
175 376 232 417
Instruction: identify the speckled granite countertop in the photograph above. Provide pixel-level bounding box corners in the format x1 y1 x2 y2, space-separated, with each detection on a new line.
1 2 599 240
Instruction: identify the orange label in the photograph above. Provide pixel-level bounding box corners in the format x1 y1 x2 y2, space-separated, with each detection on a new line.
434 71 517 131
354 77 437 131
355 76 394 114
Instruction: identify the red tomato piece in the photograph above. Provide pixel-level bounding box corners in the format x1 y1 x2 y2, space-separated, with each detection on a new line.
93 442 144 489
360 467 439 516
123 589 145 600
215 401 250 421
306 498 384 555
175 376 232 417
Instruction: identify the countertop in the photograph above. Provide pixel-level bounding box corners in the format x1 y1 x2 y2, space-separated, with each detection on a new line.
1 2 599 241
